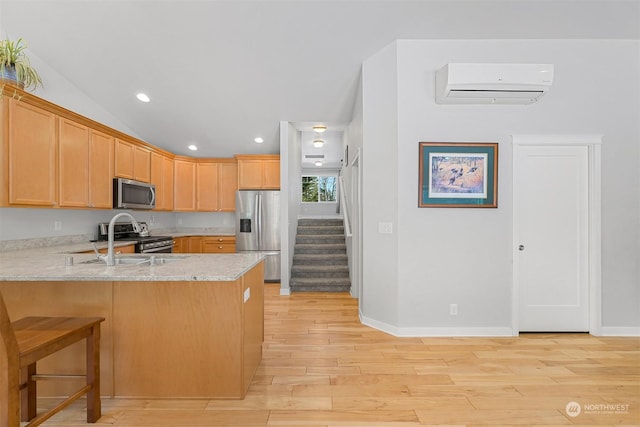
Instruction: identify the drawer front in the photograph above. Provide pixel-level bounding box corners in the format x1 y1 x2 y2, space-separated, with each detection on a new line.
203 236 236 253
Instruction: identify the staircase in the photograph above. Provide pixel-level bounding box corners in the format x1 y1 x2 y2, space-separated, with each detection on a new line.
290 218 351 292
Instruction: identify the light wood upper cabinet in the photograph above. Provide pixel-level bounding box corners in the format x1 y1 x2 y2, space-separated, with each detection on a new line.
196 162 218 211
173 157 196 211
151 152 174 211
134 145 151 183
218 161 238 211
89 130 114 209
262 158 280 189
114 139 134 179
115 139 150 183
236 155 280 190
195 159 238 212
58 118 90 207
3 98 57 206
59 121 114 209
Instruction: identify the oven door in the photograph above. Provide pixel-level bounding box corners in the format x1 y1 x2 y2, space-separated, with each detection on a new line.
137 241 174 254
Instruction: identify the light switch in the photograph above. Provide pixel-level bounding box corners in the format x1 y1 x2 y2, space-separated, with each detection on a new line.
378 222 393 234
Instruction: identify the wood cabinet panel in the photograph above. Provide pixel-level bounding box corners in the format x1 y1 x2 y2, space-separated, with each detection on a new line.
202 236 236 253
196 162 218 211
218 161 238 211
114 139 134 179
237 159 263 189
242 262 264 392
133 145 151 183
151 152 174 211
112 280 245 398
5 99 57 206
173 158 196 211
115 139 150 182
89 130 114 208
236 155 280 190
172 237 187 254
188 236 203 253
58 118 89 207
263 159 281 189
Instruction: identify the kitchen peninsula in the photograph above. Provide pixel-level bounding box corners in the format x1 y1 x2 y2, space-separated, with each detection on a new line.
0 248 265 399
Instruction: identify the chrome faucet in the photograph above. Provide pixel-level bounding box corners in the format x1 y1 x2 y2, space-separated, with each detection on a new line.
99 212 141 266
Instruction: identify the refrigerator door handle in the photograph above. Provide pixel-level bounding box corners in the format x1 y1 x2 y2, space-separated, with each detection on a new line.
256 193 262 249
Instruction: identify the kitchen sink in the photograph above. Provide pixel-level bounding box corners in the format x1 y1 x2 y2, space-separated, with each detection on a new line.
79 255 188 266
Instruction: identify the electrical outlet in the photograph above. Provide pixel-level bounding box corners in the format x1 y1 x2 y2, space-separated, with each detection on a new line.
177 218 183 225
378 222 393 234
54 220 62 231
450 304 458 316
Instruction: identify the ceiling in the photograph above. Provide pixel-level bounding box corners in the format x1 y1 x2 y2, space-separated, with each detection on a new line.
1 1 637 164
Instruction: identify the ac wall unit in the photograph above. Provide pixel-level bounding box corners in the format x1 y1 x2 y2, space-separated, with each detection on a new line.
435 63 554 105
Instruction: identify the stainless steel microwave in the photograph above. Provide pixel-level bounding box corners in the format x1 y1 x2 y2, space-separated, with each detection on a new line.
113 178 156 210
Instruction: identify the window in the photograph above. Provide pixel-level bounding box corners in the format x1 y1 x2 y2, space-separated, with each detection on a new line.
302 176 337 203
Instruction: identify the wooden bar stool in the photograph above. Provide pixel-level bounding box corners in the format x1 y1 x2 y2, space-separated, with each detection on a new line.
0 290 105 427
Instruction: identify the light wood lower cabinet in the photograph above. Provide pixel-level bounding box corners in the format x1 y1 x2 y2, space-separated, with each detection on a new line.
173 236 235 253
203 236 236 253
0 261 264 399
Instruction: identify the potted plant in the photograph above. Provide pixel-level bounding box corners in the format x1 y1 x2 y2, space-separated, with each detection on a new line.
0 38 43 92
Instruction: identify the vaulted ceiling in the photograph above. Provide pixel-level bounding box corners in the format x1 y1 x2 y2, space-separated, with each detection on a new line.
1 1 637 162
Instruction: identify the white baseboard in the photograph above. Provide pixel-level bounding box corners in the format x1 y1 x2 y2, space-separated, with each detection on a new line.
359 312 515 337
598 326 640 336
279 286 290 296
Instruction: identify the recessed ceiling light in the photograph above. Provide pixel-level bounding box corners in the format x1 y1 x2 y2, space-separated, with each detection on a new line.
188 144 198 151
136 93 150 103
314 161 323 167
254 137 264 143
312 125 327 133
313 138 324 148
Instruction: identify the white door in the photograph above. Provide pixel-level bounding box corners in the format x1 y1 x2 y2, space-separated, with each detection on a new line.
514 143 590 332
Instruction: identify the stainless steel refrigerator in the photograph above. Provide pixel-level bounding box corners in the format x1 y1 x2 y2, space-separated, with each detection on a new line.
235 190 281 282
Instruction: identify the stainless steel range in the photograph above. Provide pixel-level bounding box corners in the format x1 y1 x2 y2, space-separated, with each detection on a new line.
97 222 174 253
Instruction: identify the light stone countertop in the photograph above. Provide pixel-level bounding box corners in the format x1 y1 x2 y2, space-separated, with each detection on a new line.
0 246 264 282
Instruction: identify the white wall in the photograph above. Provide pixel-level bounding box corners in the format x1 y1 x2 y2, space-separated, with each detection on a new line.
279 121 301 295
360 39 640 334
360 42 400 328
343 73 364 299
0 208 175 241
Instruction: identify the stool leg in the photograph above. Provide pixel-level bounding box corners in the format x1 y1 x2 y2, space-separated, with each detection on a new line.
86 324 101 423
20 363 36 422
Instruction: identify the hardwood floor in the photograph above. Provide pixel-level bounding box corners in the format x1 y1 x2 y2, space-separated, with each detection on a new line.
32 284 639 426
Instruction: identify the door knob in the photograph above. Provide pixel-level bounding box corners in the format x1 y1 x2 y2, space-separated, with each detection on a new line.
518 245 525 251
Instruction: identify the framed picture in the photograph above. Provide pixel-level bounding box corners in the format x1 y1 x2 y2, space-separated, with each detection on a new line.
419 142 498 208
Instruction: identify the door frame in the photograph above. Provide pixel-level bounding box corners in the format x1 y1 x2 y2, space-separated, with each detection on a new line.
512 134 602 335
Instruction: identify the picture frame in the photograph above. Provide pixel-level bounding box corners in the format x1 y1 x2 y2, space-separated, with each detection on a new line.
419 142 498 208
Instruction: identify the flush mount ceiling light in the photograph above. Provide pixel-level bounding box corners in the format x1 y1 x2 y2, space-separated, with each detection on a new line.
188 144 198 151
254 137 264 143
136 93 150 103
313 138 324 148
312 125 327 133
314 161 323 167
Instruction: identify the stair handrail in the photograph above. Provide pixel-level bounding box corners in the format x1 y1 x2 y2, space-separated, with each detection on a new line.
339 175 352 238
